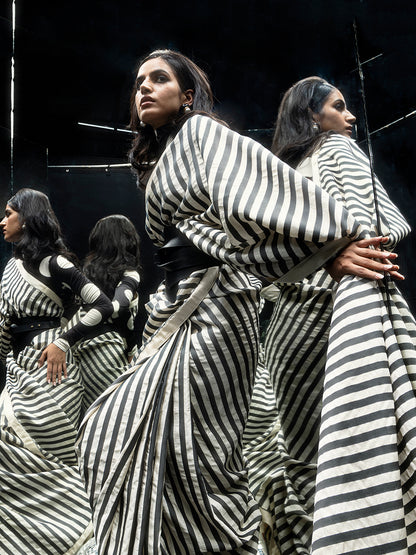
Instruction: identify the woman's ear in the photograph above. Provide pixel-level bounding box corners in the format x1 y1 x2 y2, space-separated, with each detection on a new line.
309 107 320 124
184 89 194 106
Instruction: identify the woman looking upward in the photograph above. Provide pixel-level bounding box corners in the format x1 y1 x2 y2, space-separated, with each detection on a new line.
77 54 395 555
250 77 415 555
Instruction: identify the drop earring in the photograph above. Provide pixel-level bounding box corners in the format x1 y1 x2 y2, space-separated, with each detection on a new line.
139 120 146 128
182 104 191 113
312 121 320 132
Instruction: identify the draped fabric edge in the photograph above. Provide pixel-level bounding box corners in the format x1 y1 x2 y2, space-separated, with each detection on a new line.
274 236 351 284
1 364 95 554
259 506 282 555
63 522 94 555
137 266 220 361
15 258 64 308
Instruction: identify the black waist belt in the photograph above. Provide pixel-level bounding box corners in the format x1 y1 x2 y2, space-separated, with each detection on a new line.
10 316 61 357
155 228 220 301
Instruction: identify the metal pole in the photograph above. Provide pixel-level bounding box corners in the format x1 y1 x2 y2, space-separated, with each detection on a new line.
353 18 392 318
10 0 16 195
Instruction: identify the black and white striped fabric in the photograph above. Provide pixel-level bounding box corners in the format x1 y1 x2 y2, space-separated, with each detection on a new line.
74 270 140 414
75 330 129 415
0 258 105 554
242 352 282 555
249 134 415 554
77 116 362 554
313 137 416 554
251 270 334 555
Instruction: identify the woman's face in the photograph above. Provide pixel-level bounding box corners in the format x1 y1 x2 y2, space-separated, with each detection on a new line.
0 204 23 243
135 57 193 129
314 89 356 137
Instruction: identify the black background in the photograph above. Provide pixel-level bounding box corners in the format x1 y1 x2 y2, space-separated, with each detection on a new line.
1 0 416 329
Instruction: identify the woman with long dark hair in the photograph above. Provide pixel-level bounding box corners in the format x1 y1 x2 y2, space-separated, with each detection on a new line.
246 77 416 555
77 52 397 555
0 188 113 554
75 214 141 413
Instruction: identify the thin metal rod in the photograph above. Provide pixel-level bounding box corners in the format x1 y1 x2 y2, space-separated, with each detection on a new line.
78 121 134 134
48 163 130 169
353 18 393 318
10 0 16 195
369 109 416 136
353 19 382 234
350 52 383 73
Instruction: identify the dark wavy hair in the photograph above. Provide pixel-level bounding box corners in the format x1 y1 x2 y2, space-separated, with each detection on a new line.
7 188 76 264
83 214 141 298
271 76 336 168
128 49 220 188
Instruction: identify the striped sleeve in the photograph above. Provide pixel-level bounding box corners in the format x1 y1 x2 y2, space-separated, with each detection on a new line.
146 115 362 282
317 135 410 247
49 255 113 350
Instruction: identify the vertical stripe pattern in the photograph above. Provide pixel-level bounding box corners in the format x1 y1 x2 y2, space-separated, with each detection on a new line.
75 331 129 414
77 116 363 554
78 267 262 554
312 276 416 554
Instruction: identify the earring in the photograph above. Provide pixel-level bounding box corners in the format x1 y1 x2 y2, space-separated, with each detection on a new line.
312 121 320 132
139 120 146 128
182 104 191 113
22 223 26 230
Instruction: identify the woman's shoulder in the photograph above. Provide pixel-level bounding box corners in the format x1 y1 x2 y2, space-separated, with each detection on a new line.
1 257 17 281
322 133 355 149
168 115 231 157
3 256 17 269
319 133 363 159
123 269 141 283
317 134 371 178
47 254 76 276
182 113 228 136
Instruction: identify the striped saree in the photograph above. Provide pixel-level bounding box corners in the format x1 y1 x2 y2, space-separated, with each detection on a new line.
77 116 360 554
0 259 93 554
250 135 416 554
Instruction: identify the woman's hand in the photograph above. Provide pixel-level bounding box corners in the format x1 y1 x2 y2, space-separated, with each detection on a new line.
326 236 404 283
38 343 68 386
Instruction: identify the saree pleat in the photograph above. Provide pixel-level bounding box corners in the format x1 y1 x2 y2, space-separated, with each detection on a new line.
245 273 334 554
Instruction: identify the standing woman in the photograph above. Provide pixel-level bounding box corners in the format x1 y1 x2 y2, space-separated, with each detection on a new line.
250 77 416 554
76 51 388 555
0 188 113 554
75 214 141 414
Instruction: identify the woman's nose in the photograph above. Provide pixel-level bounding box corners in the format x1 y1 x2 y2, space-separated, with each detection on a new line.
140 78 152 93
346 110 356 123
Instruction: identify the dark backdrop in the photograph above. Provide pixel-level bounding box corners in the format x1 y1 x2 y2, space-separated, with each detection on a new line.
1 0 415 356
